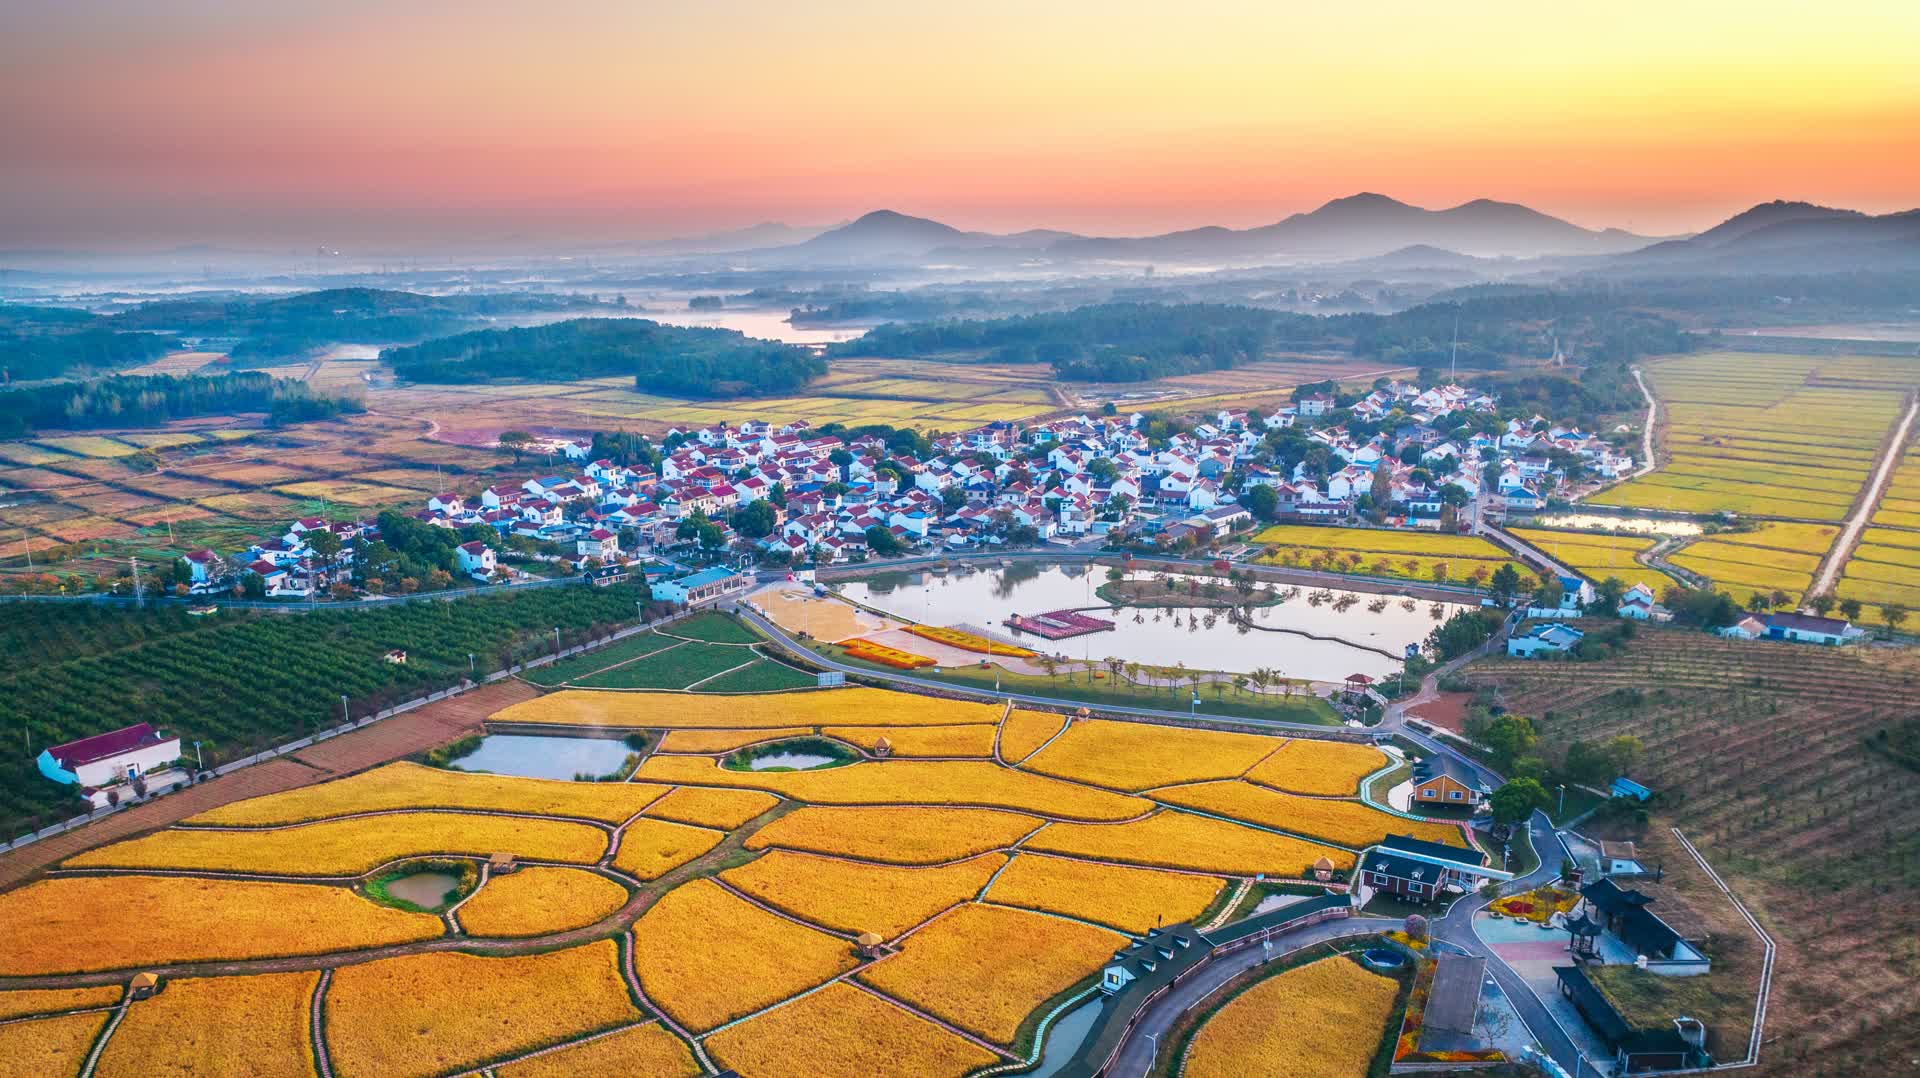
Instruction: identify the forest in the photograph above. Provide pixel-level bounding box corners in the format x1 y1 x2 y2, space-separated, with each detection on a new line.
383 317 825 395
0 371 364 437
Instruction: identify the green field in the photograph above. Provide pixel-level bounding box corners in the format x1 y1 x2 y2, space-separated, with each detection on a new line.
572 640 764 690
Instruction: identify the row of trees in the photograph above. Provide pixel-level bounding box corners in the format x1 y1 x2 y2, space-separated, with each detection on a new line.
384 318 825 395
0 371 363 438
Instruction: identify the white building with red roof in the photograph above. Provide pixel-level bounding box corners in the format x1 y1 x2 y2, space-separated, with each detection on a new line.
38 722 181 788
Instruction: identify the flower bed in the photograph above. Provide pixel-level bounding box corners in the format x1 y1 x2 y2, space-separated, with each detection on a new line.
842 638 938 669
905 624 1037 658
1492 885 1579 924
1392 959 1506 1065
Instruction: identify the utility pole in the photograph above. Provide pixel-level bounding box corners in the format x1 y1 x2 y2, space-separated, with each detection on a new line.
130 557 143 609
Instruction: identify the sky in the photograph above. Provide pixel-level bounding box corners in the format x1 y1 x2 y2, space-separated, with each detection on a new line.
3 0 1917 252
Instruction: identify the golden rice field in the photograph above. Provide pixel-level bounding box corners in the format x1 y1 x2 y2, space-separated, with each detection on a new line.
1023 810 1353 877
641 786 782 830
494 1022 699 1078
0 1011 109 1078
998 709 1065 763
609 817 725 880
984 853 1225 934
1669 522 1838 602
1842 444 1920 608
33 435 142 459
0 875 441 975
186 761 671 826
492 687 1006 729
821 724 998 758
99 971 318 1078
636 755 1149 821
1505 527 1679 594
324 942 640 1078
658 727 813 753
1252 525 1523 584
456 867 629 938
632 879 860 1033
722 850 1006 937
67 812 609 875
858 903 1122 1046
0 986 122 1021
1181 956 1401 1078
1591 352 1916 520
743 805 1042 864
1243 739 1388 796
1871 442 1920 531
1020 718 1281 792
1148 780 1467 850
707 981 999 1078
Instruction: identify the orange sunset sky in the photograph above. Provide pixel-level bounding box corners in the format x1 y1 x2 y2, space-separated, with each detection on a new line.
3 0 1917 250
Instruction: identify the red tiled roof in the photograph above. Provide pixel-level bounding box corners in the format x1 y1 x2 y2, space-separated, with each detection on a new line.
47 723 174 769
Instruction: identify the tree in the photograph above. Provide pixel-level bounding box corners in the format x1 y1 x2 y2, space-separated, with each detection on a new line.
1466 713 1537 771
1488 563 1523 604
941 485 967 512
498 430 533 462
1489 778 1549 827
1603 734 1643 778
732 499 776 539
864 525 902 555
240 572 266 600
1882 603 1910 636
1808 591 1837 616
1244 484 1278 520
304 528 343 564
1836 597 1862 622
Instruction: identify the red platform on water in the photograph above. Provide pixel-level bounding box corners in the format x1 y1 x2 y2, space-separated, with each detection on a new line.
1003 609 1116 640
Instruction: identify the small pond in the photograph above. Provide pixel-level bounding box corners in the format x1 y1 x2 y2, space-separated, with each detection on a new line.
747 751 840 771
385 870 462 909
1029 996 1103 1077
454 734 630 781
1526 513 1703 537
1361 949 1408 970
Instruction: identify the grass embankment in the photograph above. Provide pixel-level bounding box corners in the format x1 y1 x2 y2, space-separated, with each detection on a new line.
1094 578 1282 610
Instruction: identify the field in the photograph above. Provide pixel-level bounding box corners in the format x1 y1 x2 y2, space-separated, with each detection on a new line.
821 723 997 757
1506 526 1679 594
743 805 1043 864
1591 352 1918 520
489 686 1006 730
186 760 669 826
1148 780 1466 849
609 817 726 879
1019 717 1281 791
99 971 318 1078
1023 810 1353 877
324 942 640 1078
1181 955 1399 1078
1243 738 1387 796
456 867 630 937
721 849 1006 936
0 1011 110 1077
0 986 122 1021
1668 522 1838 603
1839 439 1920 609
858 903 1122 1046
707 980 1001 1078
998 709 1065 763
1251 524 1525 586
982 853 1225 933
657 727 813 753
641 786 781 829
1466 626 1920 1068
494 1022 699 1078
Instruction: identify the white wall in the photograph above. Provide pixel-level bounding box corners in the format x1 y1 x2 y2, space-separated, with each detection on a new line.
74 741 181 787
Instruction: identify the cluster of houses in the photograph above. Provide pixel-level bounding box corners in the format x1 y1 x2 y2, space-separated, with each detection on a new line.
181 517 366 598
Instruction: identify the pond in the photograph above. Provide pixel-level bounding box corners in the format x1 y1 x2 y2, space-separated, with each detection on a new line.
385 870 462 910
453 734 631 781
1029 996 1103 1077
1361 949 1408 970
837 563 1469 682
1526 513 1702 537
747 751 840 771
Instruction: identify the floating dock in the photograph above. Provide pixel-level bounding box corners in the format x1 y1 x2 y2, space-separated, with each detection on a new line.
1003 609 1117 640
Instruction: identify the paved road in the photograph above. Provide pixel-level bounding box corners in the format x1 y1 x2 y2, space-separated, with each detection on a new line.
1630 367 1659 480
1810 395 1919 596
1106 917 1396 1077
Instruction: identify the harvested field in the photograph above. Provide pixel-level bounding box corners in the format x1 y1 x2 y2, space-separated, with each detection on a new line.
608 817 725 880
752 586 898 642
457 866 629 937
706 981 998 1078
187 760 670 826
99 971 318 1078
1023 810 1353 877
984 853 1225 934
1244 739 1388 796
490 686 1005 729
743 805 1042 864
0 875 442 975
721 849 1005 937
641 786 781 830
1020 718 1281 791
1148 780 1466 849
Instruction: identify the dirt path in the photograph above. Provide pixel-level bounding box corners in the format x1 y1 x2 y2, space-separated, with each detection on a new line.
0 679 533 892
1630 366 1659 479
1809 396 1918 598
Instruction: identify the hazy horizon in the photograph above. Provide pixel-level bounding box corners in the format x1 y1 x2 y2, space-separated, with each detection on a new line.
4 1 1917 254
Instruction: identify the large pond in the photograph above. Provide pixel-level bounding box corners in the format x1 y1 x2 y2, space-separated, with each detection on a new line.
838 563 1468 682
385 870 461 909
1526 513 1702 537
454 734 630 781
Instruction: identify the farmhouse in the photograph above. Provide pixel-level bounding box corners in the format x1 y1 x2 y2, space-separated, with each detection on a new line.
455 540 496 578
652 566 747 604
38 723 180 788
1359 833 1493 903
1410 753 1491 807
1760 611 1861 646
1506 622 1585 658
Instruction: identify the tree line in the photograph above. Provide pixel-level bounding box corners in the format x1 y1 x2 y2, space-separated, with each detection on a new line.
0 371 364 438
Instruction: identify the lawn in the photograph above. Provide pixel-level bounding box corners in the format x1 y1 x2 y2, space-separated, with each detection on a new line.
699 657 820 692
572 640 761 689
668 610 764 644
522 631 680 686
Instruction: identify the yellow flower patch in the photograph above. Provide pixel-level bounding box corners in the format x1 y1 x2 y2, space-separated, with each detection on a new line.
904 624 1038 658
68 812 609 876
0 876 441 976
642 787 781 830
325 942 640 1078
632 879 860 1033
0 986 122 1021
1020 718 1281 792
0 1011 109 1077
1244 740 1388 796
1149 781 1466 849
821 724 998 758
744 805 1041 864
495 1022 699 1078
100 971 317 1078
458 867 630 938
493 687 1004 729
722 850 1006 937
998 710 1065 763
707 981 999 1078
657 727 813 753
858 903 1122 1045
1183 956 1400 1078
186 761 671 826
985 854 1224 934
609 818 725 880
1023 811 1352 878
635 756 1149 821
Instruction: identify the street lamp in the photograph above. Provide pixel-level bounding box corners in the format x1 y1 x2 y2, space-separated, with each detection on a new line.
192 740 203 770
340 694 349 725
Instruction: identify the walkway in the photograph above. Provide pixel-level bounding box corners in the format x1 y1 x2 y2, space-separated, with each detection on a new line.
1810 395 1918 597
1630 366 1659 479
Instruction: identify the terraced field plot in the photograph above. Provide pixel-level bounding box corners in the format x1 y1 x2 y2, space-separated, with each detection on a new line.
1591 352 1916 520
1252 524 1525 585
1669 522 1838 603
1182 955 1400 1078
1840 440 1920 609
1507 527 1679 594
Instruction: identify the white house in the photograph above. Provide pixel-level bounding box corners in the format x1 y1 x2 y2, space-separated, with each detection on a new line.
182 548 221 585
38 723 180 788
1506 622 1586 658
456 540 497 577
577 528 620 561
651 567 746 604
1762 611 1861 645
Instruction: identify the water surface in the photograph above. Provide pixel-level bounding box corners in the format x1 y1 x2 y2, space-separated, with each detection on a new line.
1527 513 1702 537
386 871 460 909
748 751 839 771
455 734 630 781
